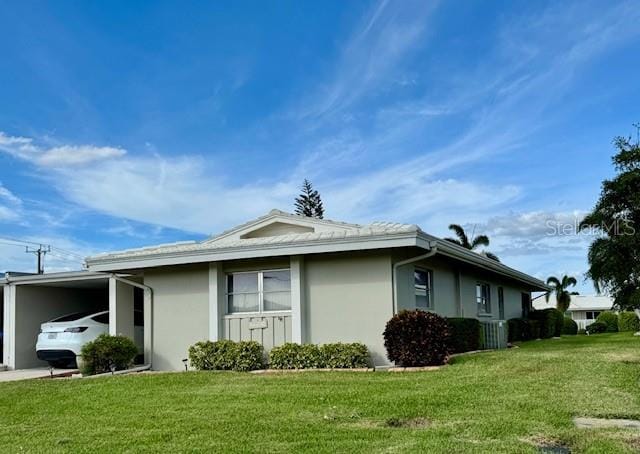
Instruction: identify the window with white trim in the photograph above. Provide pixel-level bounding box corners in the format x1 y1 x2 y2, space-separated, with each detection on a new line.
226 270 291 314
414 268 433 310
476 282 491 315
586 311 601 320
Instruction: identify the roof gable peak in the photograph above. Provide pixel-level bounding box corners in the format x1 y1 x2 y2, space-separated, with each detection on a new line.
203 209 361 244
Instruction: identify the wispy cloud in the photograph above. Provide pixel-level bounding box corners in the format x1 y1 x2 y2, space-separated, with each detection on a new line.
293 0 439 121
0 131 125 167
0 182 22 222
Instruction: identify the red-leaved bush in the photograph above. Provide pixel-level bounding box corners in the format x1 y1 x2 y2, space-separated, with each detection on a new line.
383 310 450 366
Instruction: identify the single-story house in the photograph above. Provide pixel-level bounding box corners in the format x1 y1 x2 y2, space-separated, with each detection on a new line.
2 210 548 370
533 294 613 331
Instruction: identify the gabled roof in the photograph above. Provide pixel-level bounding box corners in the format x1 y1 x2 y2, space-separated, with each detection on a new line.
87 210 420 268
85 209 547 291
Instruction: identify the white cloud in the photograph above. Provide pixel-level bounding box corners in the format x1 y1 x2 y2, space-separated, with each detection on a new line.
37 145 126 166
294 0 438 120
0 182 22 222
0 131 126 167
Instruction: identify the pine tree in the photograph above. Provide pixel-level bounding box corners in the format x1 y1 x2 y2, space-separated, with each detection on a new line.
294 179 324 219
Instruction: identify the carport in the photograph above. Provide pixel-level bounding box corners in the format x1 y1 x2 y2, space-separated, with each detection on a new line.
1 271 151 370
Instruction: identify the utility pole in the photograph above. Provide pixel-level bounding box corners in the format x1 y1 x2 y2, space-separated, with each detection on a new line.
26 244 51 274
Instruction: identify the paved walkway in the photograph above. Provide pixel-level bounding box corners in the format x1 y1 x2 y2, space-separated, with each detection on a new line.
0 367 78 382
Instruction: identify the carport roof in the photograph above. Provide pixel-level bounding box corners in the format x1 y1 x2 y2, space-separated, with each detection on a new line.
0 270 108 286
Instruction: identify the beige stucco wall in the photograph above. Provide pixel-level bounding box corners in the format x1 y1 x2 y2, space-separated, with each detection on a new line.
141 249 533 371
144 265 209 371
304 251 393 366
395 251 530 321
14 286 106 369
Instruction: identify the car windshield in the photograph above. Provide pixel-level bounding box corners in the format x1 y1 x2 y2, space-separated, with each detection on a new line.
49 312 95 323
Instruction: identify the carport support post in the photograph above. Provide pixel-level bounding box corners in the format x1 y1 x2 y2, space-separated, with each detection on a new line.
3 284 15 369
108 277 135 339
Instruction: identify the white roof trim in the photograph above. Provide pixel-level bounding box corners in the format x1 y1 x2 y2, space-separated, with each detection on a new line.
0 271 109 286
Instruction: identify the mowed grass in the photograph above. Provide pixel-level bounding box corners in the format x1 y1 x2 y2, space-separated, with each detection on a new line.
1 334 639 453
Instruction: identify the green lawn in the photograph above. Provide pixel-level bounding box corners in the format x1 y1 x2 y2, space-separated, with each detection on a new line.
1 334 639 453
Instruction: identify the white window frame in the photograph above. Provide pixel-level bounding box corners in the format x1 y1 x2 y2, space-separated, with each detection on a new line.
414 267 434 310
225 268 292 315
476 282 492 315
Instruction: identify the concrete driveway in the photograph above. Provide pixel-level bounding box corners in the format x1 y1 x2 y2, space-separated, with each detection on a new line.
0 367 78 382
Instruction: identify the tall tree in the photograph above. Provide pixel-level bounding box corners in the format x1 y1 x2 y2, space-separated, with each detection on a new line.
444 224 500 261
580 133 640 310
546 275 577 313
294 179 324 219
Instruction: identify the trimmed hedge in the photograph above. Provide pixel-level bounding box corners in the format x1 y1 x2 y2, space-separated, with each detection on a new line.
383 310 450 367
447 318 481 353
268 342 370 369
586 321 607 334
530 308 563 338
596 311 618 332
188 340 264 371
269 343 322 369
618 311 640 332
320 343 370 368
562 317 578 335
80 334 138 375
507 318 541 342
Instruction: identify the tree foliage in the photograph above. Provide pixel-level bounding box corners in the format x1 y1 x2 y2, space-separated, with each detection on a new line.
580 135 640 310
545 275 577 313
444 224 500 261
294 179 324 219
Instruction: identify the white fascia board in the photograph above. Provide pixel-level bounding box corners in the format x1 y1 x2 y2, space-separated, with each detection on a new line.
87 234 419 272
3 271 109 286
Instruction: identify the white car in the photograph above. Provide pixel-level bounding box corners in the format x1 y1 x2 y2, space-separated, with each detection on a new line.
36 311 143 368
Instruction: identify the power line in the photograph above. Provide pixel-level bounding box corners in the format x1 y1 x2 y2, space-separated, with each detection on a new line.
26 245 51 274
0 236 87 273
0 236 86 258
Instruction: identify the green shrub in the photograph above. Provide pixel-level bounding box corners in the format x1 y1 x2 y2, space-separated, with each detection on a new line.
80 334 138 376
383 310 450 367
562 317 578 335
507 318 526 342
530 308 563 338
596 311 618 332
188 340 264 371
320 343 370 368
527 319 541 340
586 321 607 334
234 341 266 371
447 318 481 353
618 311 640 332
508 318 543 342
269 343 323 369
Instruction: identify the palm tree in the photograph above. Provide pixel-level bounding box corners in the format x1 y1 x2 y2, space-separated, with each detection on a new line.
546 275 577 313
445 224 500 261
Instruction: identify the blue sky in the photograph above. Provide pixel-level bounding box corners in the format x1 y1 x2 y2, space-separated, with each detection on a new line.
0 0 639 292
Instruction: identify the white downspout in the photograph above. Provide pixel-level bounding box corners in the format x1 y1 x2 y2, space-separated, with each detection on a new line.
392 242 438 315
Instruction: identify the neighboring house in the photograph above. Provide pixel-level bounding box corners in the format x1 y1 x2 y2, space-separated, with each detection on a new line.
533 294 614 331
3 210 547 370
